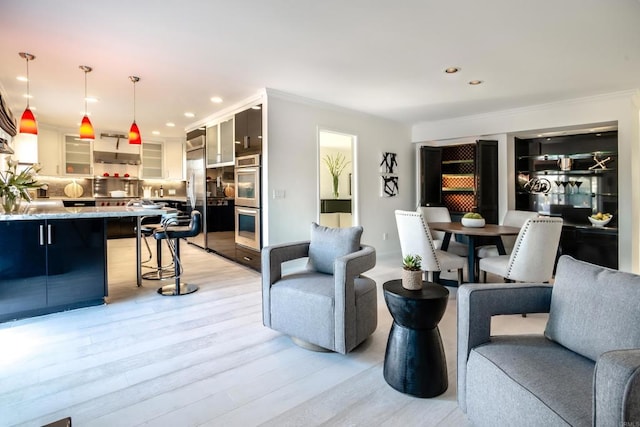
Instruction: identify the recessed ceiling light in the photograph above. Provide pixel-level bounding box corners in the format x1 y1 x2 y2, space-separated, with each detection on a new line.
166 122 175 127
85 96 99 103
184 112 195 118
152 130 160 135
468 80 483 85
210 96 223 103
444 67 461 74
16 76 28 82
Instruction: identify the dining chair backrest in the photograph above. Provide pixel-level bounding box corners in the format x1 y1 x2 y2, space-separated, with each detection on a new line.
395 210 442 273
505 217 563 282
501 210 539 253
416 206 451 241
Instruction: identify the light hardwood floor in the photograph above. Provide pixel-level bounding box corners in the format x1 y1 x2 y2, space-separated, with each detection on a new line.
0 238 547 426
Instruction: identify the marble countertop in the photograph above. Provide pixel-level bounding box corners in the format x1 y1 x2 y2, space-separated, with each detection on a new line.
0 205 172 221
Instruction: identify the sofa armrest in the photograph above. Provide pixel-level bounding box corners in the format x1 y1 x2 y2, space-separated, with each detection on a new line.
261 241 310 327
333 245 376 354
594 349 640 426
457 282 553 412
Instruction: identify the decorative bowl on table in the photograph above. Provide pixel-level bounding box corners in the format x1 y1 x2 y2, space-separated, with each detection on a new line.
588 214 612 227
461 217 486 228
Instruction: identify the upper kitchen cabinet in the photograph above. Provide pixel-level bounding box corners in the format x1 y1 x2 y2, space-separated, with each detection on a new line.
37 127 63 175
206 116 234 167
141 141 163 178
235 105 262 156
64 134 92 175
164 140 184 180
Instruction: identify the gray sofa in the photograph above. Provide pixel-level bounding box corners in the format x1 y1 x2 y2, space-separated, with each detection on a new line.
458 255 640 426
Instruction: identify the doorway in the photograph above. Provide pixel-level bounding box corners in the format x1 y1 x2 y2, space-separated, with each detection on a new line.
318 129 357 228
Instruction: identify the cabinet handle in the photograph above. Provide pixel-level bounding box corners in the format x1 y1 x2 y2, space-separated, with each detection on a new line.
47 224 53 245
243 256 252 261
244 136 249 149
39 224 45 246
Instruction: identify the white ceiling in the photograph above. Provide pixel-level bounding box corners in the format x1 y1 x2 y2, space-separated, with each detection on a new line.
1 0 639 140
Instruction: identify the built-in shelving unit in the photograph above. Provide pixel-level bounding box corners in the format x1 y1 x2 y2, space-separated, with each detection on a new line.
514 131 618 269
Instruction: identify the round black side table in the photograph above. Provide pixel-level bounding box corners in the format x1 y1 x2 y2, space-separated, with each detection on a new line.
383 279 449 398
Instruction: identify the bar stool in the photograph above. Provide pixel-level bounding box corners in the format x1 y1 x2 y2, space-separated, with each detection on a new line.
140 220 177 280
154 210 202 296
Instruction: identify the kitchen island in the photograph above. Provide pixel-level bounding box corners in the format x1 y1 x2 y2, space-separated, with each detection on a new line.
0 205 163 322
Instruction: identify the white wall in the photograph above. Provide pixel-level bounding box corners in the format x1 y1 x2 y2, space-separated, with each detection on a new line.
264 90 412 258
412 90 640 273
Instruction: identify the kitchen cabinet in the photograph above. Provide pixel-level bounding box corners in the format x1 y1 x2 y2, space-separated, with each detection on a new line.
206 116 234 167
0 218 107 322
419 140 498 223
141 141 163 178
164 140 184 180
515 131 618 269
64 134 92 175
235 245 261 271
37 127 63 175
234 105 262 156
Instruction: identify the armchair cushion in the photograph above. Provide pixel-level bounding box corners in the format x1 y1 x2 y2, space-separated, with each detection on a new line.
308 222 363 274
545 256 640 362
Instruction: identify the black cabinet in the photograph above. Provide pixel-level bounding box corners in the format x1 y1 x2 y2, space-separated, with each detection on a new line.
515 131 618 269
419 140 498 223
235 245 261 271
235 105 262 156
0 218 107 322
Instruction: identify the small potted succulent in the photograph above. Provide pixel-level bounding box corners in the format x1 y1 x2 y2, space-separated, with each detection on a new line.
402 254 423 290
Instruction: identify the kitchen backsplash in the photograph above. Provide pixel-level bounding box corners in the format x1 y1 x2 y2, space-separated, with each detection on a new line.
35 175 186 199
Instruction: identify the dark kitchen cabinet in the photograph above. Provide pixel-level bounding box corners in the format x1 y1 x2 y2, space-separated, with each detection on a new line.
235 245 261 271
419 140 498 224
515 131 618 269
0 218 107 322
235 105 262 156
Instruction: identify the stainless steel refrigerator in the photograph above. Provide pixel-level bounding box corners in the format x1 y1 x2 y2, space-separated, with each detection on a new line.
185 135 207 248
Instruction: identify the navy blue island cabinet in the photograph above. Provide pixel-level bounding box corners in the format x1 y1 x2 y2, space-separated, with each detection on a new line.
0 218 107 322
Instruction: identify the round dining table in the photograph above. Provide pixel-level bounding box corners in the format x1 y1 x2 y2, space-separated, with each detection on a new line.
428 222 520 283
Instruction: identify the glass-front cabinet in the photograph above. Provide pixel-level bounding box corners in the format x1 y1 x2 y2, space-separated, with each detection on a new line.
64 135 92 175
206 116 234 167
514 131 618 269
141 141 163 178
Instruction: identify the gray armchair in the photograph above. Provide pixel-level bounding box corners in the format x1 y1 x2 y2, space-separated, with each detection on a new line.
262 223 377 354
458 255 640 426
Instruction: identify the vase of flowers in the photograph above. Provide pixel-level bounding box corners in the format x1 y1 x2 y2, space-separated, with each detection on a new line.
323 153 350 199
402 254 423 290
0 157 42 214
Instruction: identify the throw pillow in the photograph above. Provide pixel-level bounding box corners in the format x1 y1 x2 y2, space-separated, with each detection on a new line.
308 222 363 274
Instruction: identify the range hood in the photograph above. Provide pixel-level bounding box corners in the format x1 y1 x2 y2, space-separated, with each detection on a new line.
93 150 141 165
93 133 141 165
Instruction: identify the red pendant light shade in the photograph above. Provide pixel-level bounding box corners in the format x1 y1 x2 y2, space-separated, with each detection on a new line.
18 52 37 135
128 76 142 144
129 121 141 145
19 108 38 135
79 65 95 140
80 115 95 140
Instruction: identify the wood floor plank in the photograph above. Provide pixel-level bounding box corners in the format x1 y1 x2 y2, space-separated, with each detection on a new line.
0 238 547 427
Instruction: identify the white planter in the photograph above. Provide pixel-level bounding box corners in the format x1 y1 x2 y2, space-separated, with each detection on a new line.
461 217 485 228
402 269 423 290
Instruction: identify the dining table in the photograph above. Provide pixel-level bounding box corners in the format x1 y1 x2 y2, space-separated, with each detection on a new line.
428 222 521 283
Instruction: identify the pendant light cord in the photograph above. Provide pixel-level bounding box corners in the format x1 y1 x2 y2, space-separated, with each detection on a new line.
25 56 30 108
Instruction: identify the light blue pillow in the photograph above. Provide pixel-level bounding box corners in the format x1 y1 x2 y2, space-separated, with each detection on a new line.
308 222 363 274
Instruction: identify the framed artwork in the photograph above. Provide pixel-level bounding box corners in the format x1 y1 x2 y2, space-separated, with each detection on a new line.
380 152 398 174
380 175 399 197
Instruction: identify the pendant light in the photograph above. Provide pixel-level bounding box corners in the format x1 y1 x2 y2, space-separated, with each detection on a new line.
18 52 37 135
79 65 95 140
128 76 141 145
